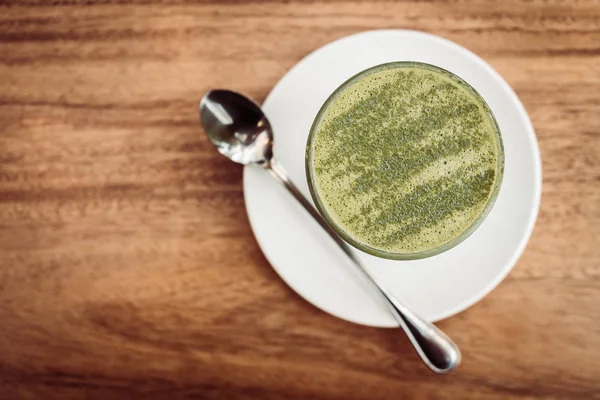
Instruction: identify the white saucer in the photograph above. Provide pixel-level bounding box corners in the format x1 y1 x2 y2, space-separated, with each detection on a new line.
243 30 541 327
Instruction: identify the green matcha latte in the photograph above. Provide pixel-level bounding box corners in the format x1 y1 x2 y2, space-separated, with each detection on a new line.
306 62 504 259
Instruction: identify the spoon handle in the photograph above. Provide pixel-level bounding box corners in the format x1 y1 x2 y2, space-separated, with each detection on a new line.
267 158 461 373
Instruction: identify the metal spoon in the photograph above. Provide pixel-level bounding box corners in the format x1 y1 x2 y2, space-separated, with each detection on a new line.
199 89 461 373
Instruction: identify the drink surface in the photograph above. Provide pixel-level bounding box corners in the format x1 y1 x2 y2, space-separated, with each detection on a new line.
308 63 503 256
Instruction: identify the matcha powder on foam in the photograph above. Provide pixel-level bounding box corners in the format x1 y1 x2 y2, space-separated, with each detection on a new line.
307 63 503 257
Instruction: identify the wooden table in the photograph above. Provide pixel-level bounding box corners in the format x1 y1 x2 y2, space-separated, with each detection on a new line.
1 1 599 399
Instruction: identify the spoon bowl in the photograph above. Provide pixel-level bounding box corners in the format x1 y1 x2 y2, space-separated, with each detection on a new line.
200 90 273 166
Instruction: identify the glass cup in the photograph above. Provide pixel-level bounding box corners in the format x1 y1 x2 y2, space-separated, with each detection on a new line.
305 61 505 260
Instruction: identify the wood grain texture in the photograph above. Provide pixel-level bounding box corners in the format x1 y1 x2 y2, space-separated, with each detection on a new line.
1 0 599 399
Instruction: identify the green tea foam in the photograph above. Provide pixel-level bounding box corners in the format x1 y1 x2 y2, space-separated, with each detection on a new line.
307 63 503 256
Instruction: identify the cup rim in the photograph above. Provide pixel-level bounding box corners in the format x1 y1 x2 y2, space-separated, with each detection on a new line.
305 61 505 260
